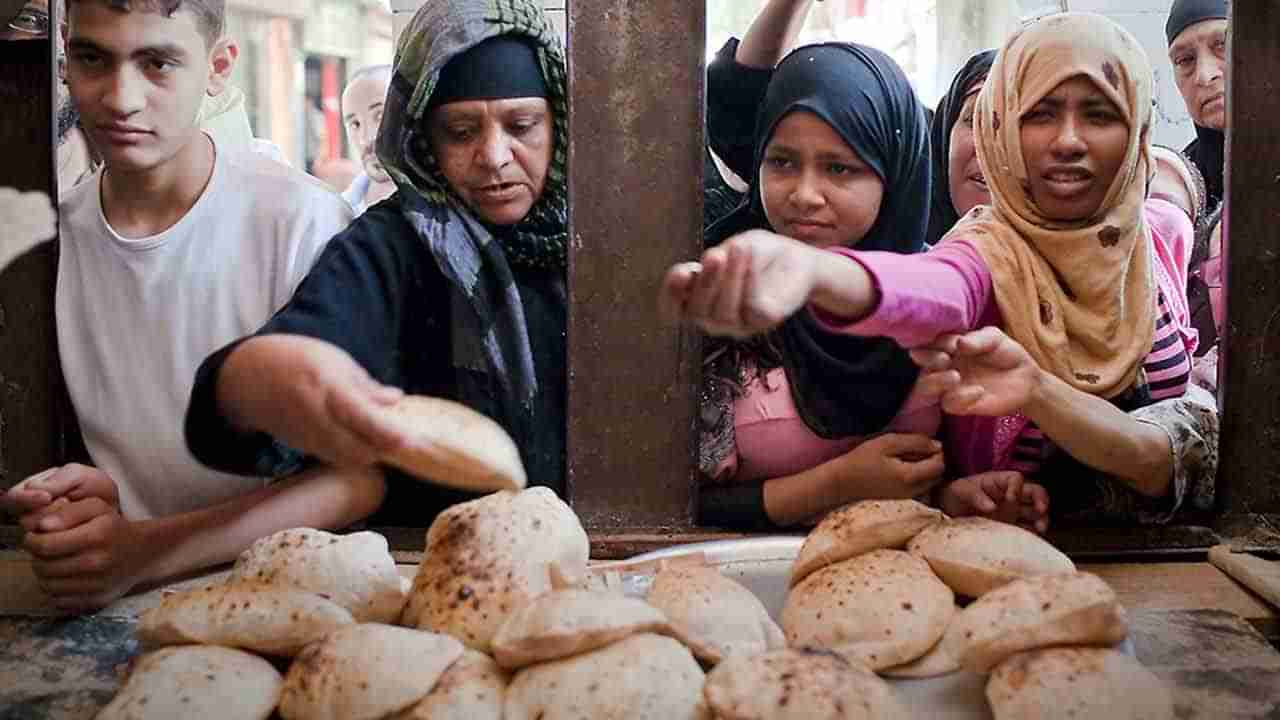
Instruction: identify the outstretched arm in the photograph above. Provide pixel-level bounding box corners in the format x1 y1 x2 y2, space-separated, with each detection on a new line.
735 0 820 68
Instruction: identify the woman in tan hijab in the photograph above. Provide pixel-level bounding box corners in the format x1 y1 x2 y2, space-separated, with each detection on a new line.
663 12 1215 530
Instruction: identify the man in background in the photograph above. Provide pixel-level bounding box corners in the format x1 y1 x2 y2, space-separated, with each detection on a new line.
340 64 395 215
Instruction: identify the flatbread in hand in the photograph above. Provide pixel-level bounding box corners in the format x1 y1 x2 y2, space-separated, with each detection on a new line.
379 395 527 493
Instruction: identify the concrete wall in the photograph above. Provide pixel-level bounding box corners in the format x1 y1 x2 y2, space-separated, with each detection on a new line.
1065 0 1196 148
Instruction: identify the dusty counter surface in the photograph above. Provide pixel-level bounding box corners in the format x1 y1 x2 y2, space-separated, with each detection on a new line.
1 548 1279 719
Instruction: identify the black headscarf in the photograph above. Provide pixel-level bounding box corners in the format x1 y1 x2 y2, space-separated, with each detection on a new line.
706 43 931 440
926 49 996 247
1166 0 1229 208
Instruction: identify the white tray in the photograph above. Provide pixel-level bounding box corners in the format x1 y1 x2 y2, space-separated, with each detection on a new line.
625 537 1136 720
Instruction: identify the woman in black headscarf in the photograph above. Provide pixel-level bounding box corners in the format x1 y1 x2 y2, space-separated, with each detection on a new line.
1166 0 1228 209
669 43 944 530
926 49 996 246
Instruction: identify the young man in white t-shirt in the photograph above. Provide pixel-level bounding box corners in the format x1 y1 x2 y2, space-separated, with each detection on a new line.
0 0 383 612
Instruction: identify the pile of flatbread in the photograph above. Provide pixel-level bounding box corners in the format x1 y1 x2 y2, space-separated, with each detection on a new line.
101 491 1172 720
740 499 1172 720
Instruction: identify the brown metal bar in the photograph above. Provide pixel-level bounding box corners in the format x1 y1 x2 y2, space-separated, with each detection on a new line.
565 1 705 532
1215 1 1280 530
0 38 63 492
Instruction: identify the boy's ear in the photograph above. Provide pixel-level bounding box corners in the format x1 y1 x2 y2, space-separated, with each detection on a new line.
206 37 238 98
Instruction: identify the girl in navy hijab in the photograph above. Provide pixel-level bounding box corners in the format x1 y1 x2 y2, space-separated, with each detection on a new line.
666 43 941 529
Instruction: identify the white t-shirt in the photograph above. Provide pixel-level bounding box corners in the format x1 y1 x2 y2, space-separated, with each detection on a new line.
57 139 353 520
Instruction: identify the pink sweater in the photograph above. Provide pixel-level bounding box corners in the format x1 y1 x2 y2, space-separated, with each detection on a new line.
813 199 1197 477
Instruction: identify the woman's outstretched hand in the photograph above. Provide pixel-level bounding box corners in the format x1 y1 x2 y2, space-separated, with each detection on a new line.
911 327 1043 417
660 229 874 337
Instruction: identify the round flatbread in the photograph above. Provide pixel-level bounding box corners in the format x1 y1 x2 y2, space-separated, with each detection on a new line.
952 572 1129 673
504 633 709 720
907 517 1075 598
645 563 785 665
396 650 508 720
278 623 464 720
97 646 282 720
401 487 590 652
491 588 670 670
230 528 407 624
986 647 1173 720
782 549 955 671
791 500 944 587
379 395 527 493
136 580 354 657
704 647 905 720
880 606 965 679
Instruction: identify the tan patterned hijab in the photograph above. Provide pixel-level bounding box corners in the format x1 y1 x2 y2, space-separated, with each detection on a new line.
952 12 1156 399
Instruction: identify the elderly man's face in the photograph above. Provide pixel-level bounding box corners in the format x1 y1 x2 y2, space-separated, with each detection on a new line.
1169 18 1228 130
2 0 49 40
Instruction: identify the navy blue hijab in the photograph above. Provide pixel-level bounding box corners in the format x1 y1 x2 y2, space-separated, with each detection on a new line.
706 42 931 439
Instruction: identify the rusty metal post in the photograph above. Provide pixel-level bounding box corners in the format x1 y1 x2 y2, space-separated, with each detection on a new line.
0 37 63 491
566 1 705 533
1215 1 1280 544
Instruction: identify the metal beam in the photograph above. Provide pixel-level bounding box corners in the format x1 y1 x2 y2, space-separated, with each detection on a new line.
1216 1 1280 532
0 38 64 490
565 0 705 532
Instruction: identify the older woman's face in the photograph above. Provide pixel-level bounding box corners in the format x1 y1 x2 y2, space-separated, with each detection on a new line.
760 110 884 249
948 87 989 216
1168 19 1228 130
428 97 552 226
1019 76 1129 222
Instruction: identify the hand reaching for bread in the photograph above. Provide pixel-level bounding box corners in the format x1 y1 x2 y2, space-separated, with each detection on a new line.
938 471 1050 534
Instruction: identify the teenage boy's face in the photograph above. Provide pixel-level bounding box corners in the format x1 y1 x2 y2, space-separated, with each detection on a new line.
65 1 222 174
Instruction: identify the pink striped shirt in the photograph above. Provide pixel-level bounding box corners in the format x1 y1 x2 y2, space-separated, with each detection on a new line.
814 199 1196 476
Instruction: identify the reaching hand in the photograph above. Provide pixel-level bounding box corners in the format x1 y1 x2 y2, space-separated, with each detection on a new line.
219 335 408 469
911 327 1042 417
827 433 947 503
937 471 1050 534
660 229 826 338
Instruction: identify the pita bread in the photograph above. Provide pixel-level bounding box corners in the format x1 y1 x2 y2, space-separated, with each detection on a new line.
986 647 1173 720
491 588 670 670
136 580 354 657
907 518 1075 598
278 623 464 720
782 549 955 671
402 487 590 652
953 572 1128 673
703 647 905 720
791 500 944 587
230 528 407 623
645 563 785 665
504 633 709 720
396 650 508 720
379 395 527 493
97 646 282 720
880 606 965 678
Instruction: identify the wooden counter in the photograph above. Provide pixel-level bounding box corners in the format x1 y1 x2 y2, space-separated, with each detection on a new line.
2 551 1279 718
